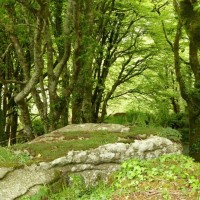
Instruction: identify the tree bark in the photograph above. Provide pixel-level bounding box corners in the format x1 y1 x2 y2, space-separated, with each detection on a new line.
4 3 48 139
0 109 6 146
0 82 6 145
173 0 200 161
81 0 94 123
47 0 72 130
71 0 94 124
18 99 33 140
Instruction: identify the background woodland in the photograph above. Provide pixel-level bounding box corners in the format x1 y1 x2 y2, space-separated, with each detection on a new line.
0 0 200 161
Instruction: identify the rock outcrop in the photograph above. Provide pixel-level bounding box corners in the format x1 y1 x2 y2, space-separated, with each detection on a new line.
0 135 182 200
29 123 130 143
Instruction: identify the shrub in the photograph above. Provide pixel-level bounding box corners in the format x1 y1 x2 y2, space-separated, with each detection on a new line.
113 154 200 199
32 118 45 136
158 127 182 142
166 112 188 129
105 110 156 126
104 113 127 125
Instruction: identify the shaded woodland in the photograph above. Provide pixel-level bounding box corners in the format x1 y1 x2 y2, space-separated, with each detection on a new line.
0 0 200 161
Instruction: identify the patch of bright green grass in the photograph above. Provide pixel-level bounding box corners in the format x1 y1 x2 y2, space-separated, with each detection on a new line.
1 126 182 166
11 131 124 162
111 154 200 199
24 154 200 200
12 128 163 162
128 126 182 142
129 126 160 135
105 115 128 125
0 147 31 167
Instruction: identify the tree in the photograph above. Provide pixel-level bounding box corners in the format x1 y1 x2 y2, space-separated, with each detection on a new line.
0 0 73 141
0 1 49 140
173 0 200 161
0 0 189 148
71 0 94 123
89 0 157 122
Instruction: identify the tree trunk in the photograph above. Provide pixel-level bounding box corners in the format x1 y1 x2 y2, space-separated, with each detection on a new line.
60 69 70 126
5 3 47 138
0 109 6 146
18 99 33 140
10 110 18 145
71 0 94 124
47 0 72 130
173 0 200 161
170 97 180 114
72 92 83 124
0 84 6 145
188 104 200 161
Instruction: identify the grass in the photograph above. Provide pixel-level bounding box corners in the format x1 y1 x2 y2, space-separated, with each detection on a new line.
111 154 200 199
11 130 122 163
0 125 193 199
0 147 31 167
0 126 182 166
23 154 200 200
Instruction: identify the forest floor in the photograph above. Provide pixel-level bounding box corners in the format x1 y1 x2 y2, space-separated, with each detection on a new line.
0 126 199 200
1 126 163 165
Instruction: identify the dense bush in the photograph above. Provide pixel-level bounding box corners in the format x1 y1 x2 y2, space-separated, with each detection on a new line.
105 110 156 126
105 110 189 143
32 118 45 136
158 127 182 142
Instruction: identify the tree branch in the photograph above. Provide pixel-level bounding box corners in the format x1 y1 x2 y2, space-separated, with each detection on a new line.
0 77 26 85
14 4 46 103
1 43 12 60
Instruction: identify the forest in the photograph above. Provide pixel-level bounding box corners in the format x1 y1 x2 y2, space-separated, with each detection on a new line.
0 0 200 162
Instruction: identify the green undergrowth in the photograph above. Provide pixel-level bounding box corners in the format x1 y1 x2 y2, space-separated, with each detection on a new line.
23 154 200 200
112 154 200 199
11 131 122 163
0 147 31 167
0 126 182 166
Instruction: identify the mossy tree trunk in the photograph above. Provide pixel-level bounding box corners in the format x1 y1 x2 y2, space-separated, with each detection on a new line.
5 97 18 145
4 2 49 139
71 0 94 124
173 0 200 161
0 75 6 145
0 106 6 146
47 0 72 131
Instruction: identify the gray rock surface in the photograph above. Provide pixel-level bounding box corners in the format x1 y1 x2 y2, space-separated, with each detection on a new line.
0 134 182 199
30 123 130 143
0 167 14 179
55 123 130 133
0 164 60 200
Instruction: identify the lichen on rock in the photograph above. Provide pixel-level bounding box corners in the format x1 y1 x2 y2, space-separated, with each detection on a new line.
0 127 182 200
